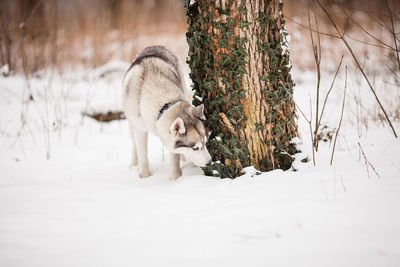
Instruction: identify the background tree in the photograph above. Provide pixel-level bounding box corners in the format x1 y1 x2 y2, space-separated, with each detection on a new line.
186 0 298 178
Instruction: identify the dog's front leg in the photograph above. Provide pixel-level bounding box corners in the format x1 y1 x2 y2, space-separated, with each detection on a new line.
169 153 182 180
134 130 150 178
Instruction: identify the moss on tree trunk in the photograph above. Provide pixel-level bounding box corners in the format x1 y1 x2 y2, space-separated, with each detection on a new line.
186 0 298 178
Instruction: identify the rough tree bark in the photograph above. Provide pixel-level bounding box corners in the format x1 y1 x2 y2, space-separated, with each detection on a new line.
186 0 298 178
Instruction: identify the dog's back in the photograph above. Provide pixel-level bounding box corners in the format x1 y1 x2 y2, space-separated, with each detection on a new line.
127 46 180 78
122 46 187 133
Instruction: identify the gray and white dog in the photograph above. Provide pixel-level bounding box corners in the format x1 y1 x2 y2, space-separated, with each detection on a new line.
122 46 212 180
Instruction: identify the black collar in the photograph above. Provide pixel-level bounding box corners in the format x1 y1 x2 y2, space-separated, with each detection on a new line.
157 100 182 120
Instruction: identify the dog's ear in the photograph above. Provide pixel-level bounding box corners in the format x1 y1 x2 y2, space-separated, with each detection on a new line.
193 104 206 121
170 117 186 135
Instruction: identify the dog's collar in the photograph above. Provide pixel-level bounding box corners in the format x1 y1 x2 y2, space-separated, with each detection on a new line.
157 100 182 120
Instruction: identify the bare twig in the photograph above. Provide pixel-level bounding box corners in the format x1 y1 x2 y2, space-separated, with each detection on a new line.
383 80 400 87
309 96 316 165
333 1 391 17
280 81 316 166
308 0 322 151
358 142 381 178
385 53 400 69
43 72 54 160
315 0 398 138
342 9 396 51
285 16 396 51
330 66 347 165
318 55 344 128
385 63 400 81
344 34 398 51
364 11 393 34
285 16 340 39
384 0 400 72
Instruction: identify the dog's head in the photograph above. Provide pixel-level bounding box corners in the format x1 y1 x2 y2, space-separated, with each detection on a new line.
169 104 212 167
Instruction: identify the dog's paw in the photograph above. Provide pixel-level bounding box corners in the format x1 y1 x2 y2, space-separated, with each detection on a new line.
138 170 150 178
169 169 182 180
130 157 138 167
129 161 138 168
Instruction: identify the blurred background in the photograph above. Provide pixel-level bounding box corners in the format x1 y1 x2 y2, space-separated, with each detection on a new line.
0 0 187 74
0 0 399 75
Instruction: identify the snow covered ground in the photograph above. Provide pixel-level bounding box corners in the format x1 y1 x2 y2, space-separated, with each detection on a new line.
0 62 399 267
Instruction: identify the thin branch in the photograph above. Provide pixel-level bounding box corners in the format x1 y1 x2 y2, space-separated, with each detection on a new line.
385 0 400 72
315 0 398 138
308 0 322 151
280 81 316 166
364 12 392 33
343 34 397 51
385 53 400 68
379 17 397 41
313 2 322 67
342 9 396 51
383 80 400 87
285 16 340 39
358 142 381 178
309 96 316 166
333 1 391 17
285 15 395 51
330 66 347 165
318 55 344 128
385 63 400 81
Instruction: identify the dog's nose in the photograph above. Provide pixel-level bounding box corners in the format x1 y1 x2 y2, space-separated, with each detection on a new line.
206 160 212 166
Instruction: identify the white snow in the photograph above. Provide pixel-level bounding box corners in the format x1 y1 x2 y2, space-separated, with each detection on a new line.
0 64 399 267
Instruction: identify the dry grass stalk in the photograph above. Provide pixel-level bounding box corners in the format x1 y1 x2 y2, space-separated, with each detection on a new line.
330 66 347 165
317 55 344 129
308 96 316 166
308 0 322 151
315 0 398 138
43 78 51 160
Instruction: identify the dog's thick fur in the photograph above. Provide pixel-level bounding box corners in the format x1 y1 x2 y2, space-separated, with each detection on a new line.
122 46 212 180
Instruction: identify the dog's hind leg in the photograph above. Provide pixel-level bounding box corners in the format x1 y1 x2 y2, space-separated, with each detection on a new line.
128 124 138 167
134 130 150 178
169 153 182 180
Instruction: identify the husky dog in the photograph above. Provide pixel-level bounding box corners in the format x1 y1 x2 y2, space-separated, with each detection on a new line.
122 46 212 180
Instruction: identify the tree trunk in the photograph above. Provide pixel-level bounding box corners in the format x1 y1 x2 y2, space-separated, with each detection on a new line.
186 0 298 178
0 0 13 72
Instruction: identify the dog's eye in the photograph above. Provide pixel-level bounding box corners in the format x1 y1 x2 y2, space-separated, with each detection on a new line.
192 147 199 151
